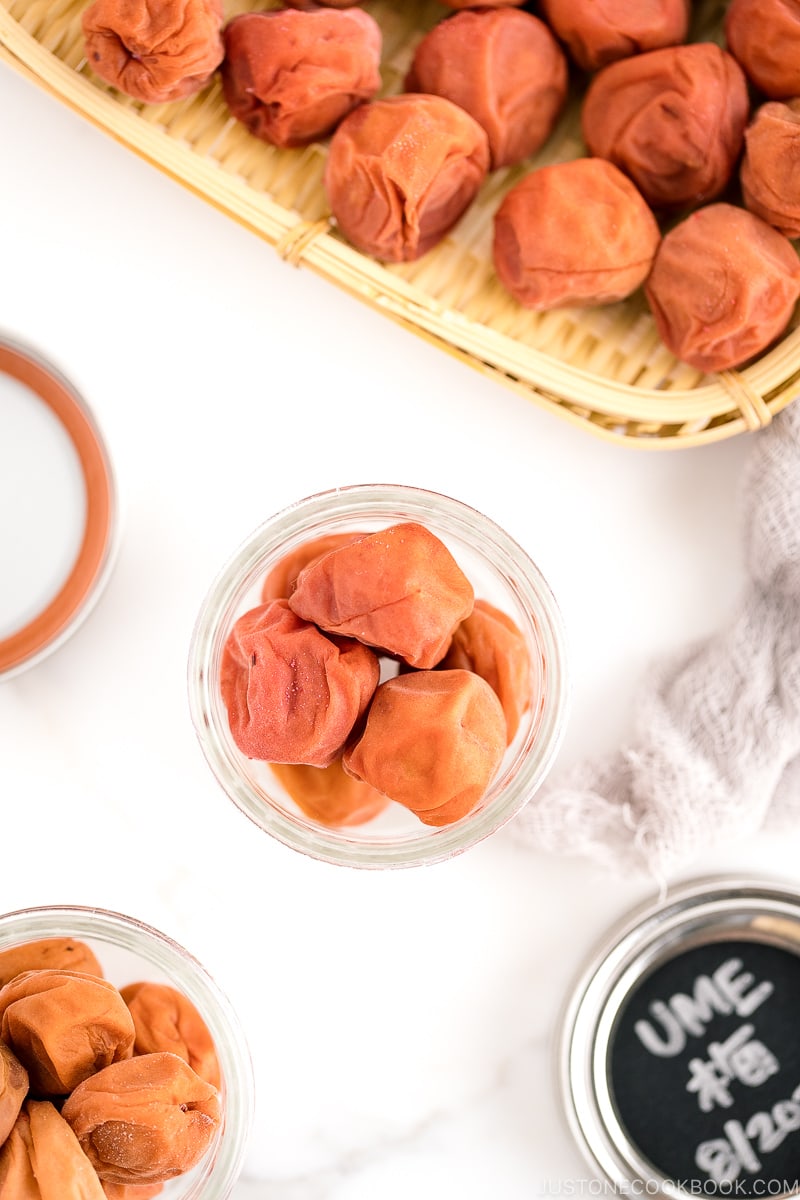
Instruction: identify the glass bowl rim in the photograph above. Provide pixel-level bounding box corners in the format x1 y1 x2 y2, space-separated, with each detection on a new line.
187 482 570 869
0 903 255 1200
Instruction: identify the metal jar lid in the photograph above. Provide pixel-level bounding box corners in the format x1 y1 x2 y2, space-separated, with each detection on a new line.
0 336 117 679
560 876 800 1198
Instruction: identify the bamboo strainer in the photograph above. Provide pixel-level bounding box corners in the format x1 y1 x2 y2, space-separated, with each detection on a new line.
1 0 798 447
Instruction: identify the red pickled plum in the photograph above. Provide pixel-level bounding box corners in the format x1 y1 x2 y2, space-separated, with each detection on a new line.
220 599 379 765
405 8 567 169
288 522 474 669
221 8 381 148
582 43 749 210
644 203 800 372
324 95 489 263
493 158 660 309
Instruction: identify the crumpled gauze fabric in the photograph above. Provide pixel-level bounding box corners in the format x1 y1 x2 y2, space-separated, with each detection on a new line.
513 400 800 878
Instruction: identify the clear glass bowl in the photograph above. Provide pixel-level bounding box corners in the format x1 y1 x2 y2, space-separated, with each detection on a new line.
188 483 569 868
0 904 254 1200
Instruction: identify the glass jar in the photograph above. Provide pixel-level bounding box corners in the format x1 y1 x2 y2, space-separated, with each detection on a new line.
188 483 570 868
0 904 254 1200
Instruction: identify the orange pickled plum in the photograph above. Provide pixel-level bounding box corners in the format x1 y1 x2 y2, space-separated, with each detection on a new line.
271 757 390 827
288 522 474 669
439 598 533 743
261 532 367 602
741 102 800 238
343 670 506 826
0 1110 39 1198
220 599 379 765
120 983 220 1089
0 1043 27 1148
62 1053 220 1186
0 971 134 1096
0 938 103 989
15 1100 106 1200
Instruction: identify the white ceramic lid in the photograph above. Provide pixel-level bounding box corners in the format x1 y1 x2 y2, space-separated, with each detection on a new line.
0 336 116 679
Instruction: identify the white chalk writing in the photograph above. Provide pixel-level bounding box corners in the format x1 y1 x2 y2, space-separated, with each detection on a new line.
686 1024 780 1112
695 1086 800 1184
635 960 774 1057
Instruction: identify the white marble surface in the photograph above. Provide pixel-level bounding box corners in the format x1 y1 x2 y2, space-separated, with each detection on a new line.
1 57 799 1199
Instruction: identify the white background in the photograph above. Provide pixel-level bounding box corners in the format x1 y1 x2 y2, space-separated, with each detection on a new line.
1 57 799 1199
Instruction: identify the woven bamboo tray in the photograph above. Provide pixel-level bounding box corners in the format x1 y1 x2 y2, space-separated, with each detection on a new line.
1 0 798 446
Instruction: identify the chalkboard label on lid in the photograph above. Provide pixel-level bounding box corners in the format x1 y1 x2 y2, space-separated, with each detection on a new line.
609 939 800 1193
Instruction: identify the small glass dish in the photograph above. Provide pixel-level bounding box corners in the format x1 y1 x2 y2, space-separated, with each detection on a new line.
188 483 570 869
0 904 254 1200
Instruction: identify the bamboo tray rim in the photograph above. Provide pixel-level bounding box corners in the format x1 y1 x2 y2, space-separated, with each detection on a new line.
2 0 799 448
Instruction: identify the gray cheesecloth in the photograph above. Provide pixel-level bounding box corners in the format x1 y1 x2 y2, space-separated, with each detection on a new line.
513 400 800 879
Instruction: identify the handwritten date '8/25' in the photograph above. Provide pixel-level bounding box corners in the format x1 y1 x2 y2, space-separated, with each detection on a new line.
696 1084 800 1186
